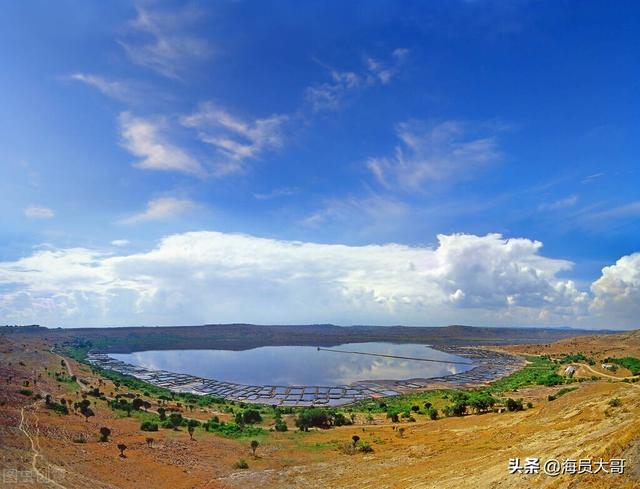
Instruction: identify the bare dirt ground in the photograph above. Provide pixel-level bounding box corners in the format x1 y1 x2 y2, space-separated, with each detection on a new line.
1 331 639 489
504 329 640 359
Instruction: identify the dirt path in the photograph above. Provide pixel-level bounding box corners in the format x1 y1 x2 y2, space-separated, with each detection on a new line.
576 362 640 381
51 350 88 393
18 403 68 488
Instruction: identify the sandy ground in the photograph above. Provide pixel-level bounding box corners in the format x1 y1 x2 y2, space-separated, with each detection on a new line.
1 331 639 489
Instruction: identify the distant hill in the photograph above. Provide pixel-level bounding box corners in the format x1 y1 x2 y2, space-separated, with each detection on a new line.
2 323 618 353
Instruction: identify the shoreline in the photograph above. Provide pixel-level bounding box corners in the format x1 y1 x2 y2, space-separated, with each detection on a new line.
84 344 526 407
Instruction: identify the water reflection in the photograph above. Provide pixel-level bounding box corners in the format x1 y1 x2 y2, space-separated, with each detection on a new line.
111 342 474 386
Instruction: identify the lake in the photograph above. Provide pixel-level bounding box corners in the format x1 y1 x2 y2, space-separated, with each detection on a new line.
111 342 475 386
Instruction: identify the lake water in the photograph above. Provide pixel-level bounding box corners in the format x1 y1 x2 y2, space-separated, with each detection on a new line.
111 342 474 386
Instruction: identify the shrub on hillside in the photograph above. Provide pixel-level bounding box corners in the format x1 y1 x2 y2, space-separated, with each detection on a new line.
140 421 159 432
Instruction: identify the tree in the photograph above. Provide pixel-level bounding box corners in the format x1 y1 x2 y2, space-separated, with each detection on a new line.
450 401 467 417
411 405 420 413
274 419 288 432
386 410 400 423
187 425 195 440
237 409 263 425
505 398 524 412
157 407 166 421
145 437 154 448
398 427 406 438
468 392 497 414
99 427 111 442
333 412 352 426
250 440 259 457
295 408 331 431
76 399 91 411
351 435 360 447
427 407 438 420
81 407 95 422
165 413 183 430
117 444 127 457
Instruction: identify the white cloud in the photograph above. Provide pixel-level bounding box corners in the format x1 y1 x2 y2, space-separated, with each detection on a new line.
305 49 409 112
538 195 578 211
68 73 132 101
367 120 500 191
590 253 640 328
581 172 605 184
181 102 288 176
0 230 611 328
111 239 131 247
586 201 640 221
365 49 409 85
305 69 362 112
23 205 55 219
254 187 300 200
120 2 210 79
302 194 409 227
118 112 205 176
119 197 197 225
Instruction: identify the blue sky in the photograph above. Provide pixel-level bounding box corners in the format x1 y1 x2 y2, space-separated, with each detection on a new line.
1 1 639 329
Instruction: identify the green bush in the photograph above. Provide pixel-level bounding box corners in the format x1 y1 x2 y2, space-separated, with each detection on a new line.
359 441 373 453
554 387 578 398
140 421 159 432
233 459 249 469
539 373 564 387
206 422 265 438
46 401 69 415
236 409 263 425
427 407 438 420
295 408 332 431
505 398 524 412
606 357 640 375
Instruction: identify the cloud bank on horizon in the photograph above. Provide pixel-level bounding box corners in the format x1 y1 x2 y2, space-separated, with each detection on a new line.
0 231 638 329
0 1 638 329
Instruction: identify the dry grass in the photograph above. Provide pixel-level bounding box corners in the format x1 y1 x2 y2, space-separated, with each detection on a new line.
1 331 639 489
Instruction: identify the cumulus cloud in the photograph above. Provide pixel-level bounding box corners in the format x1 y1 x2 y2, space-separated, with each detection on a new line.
590 253 640 328
181 102 288 176
119 2 210 79
23 205 55 219
111 239 131 247
367 120 501 191
118 112 205 176
119 197 197 224
0 231 605 328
